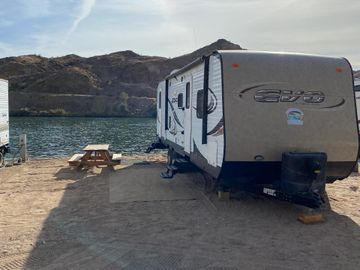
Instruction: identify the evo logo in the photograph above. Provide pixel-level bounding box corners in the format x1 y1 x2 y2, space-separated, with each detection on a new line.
254 90 325 103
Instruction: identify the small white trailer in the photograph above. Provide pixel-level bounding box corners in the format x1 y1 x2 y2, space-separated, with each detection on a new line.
148 50 359 208
355 78 360 131
0 79 9 166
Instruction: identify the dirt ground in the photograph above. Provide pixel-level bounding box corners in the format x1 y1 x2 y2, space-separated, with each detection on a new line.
0 154 359 270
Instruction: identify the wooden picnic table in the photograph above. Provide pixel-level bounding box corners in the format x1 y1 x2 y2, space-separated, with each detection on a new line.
68 144 122 167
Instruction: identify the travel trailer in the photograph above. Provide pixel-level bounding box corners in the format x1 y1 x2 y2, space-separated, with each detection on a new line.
0 79 9 166
355 78 360 131
149 50 359 208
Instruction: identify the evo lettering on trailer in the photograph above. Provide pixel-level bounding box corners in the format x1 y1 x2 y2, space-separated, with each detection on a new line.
239 84 345 109
286 108 304 125
254 90 325 103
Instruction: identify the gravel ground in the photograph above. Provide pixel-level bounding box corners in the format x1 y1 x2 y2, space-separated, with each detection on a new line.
0 155 359 270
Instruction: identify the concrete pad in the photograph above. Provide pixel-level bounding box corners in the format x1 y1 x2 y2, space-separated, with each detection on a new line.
109 163 200 203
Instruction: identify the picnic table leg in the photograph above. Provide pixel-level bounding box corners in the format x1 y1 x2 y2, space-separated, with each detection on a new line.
98 150 111 162
99 150 117 168
82 150 92 161
80 150 94 168
104 151 113 162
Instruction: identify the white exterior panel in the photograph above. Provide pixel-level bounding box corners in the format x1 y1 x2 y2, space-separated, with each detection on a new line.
191 55 224 168
190 64 205 154
166 76 186 146
156 54 224 173
156 81 166 139
0 79 9 147
207 55 224 167
355 79 360 133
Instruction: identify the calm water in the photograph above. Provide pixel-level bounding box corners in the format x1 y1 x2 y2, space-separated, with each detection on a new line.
9 117 157 158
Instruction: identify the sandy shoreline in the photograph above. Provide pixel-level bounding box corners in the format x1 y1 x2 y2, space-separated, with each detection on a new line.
0 154 359 269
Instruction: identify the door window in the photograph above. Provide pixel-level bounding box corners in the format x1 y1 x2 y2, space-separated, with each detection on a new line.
178 93 184 108
186 83 190 109
158 91 161 109
196 90 204 118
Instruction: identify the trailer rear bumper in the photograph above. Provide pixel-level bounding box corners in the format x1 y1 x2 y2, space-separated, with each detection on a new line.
220 152 331 208
220 160 355 185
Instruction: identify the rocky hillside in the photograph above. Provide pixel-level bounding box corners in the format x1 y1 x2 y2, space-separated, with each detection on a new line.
0 39 242 117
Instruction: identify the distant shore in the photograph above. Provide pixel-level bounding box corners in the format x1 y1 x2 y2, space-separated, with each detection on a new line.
9 114 157 118
4 152 167 164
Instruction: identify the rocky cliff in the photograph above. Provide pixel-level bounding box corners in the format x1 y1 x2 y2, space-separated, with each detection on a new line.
0 39 242 117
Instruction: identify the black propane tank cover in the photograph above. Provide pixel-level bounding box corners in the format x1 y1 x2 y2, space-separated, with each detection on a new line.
280 152 327 196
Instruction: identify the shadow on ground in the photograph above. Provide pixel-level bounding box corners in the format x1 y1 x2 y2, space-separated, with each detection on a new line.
21 162 360 270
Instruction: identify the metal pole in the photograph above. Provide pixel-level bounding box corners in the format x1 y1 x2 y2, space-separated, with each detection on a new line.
19 134 27 162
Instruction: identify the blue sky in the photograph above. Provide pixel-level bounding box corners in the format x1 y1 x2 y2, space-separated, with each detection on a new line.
0 0 359 68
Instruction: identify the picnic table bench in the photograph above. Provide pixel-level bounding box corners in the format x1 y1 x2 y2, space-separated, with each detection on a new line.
68 144 122 167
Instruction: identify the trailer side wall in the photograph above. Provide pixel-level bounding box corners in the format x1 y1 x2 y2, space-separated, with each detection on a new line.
0 79 9 147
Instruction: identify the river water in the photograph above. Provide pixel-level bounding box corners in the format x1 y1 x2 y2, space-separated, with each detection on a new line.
8 117 157 158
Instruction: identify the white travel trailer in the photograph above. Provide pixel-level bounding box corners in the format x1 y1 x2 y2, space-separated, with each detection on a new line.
0 79 9 166
355 78 360 131
150 50 359 207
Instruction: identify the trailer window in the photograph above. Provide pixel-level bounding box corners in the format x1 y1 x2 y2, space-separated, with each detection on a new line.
186 83 190 109
178 93 183 108
158 91 161 109
196 89 204 118
355 85 360 92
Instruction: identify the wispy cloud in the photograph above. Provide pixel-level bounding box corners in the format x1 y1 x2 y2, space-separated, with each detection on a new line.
1 0 360 69
64 0 96 42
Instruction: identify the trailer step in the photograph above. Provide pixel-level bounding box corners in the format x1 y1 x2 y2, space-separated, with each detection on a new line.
161 171 174 179
167 164 178 171
174 157 188 164
161 165 178 179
